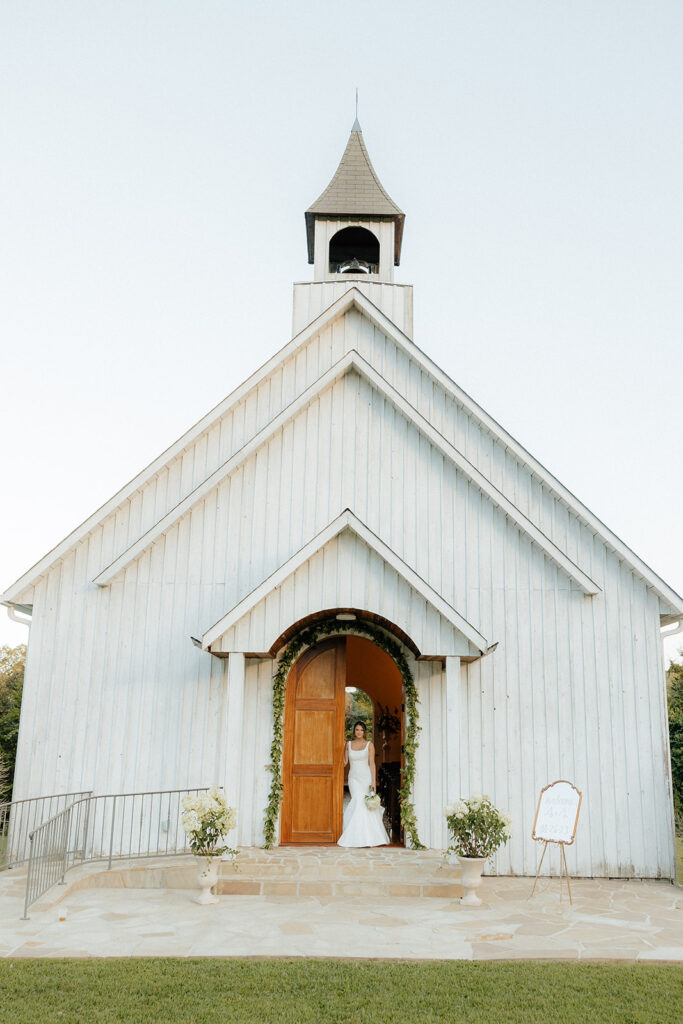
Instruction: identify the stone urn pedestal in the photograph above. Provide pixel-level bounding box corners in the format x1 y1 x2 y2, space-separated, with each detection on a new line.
457 855 487 907
194 855 220 905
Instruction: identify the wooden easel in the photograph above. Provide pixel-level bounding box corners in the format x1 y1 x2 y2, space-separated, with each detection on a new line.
529 837 574 903
528 780 582 905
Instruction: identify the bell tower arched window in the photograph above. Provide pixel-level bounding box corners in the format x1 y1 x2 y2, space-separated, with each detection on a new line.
329 227 380 275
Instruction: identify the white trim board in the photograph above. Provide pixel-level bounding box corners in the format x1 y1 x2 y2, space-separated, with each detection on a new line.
91 349 600 595
201 509 490 655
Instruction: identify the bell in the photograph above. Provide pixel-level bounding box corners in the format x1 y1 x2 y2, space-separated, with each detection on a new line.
338 257 371 274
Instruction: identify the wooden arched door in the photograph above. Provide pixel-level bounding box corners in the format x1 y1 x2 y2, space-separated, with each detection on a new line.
281 638 346 844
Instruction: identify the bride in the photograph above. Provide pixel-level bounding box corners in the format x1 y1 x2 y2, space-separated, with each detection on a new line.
337 721 390 848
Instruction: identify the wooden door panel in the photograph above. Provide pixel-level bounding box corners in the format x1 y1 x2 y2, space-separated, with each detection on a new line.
292 777 333 833
296 649 337 699
281 638 345 844
293 710 334 764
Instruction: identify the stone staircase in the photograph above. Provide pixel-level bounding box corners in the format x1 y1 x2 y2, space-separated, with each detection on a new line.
62 847 464 901
217 847 463 899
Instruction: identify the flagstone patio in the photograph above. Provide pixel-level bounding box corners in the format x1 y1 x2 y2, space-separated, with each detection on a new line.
1 848 681 961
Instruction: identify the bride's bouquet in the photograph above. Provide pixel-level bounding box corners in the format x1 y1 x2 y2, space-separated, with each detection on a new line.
365 790 381 811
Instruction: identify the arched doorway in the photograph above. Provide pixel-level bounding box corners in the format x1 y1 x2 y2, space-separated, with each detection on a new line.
280 634 404 845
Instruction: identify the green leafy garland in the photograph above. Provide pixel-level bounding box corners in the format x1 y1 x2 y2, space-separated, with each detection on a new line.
263 619 424 850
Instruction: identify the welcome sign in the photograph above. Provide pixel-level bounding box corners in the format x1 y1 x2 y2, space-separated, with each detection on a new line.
532 780 582 845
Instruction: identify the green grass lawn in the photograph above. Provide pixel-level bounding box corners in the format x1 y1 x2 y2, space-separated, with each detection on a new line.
1 960 681 1024
677 835 683 884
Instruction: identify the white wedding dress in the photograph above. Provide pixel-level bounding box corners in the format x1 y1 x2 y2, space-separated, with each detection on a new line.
337 741 390 848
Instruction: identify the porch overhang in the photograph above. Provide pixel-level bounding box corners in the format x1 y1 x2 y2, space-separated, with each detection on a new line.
198 510 491 661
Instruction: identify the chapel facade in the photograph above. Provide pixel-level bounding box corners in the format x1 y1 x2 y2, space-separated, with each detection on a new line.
3 120 681 877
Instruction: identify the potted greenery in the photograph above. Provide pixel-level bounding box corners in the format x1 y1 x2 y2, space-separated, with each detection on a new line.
181 787 237 905
444 794 512 906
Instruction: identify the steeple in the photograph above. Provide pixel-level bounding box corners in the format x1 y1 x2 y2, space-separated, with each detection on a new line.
305 122 405 279
293 119 413 339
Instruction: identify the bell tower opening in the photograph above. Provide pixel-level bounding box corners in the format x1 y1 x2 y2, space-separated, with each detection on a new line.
329 226 380 275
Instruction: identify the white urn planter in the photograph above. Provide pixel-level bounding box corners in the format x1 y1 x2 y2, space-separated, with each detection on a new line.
457 855 487 906
194 855 220 905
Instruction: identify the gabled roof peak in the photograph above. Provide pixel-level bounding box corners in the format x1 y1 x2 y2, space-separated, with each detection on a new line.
305 123 404 264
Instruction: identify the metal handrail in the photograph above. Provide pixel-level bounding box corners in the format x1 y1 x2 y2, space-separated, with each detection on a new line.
22 787 209 918
1 791 92 870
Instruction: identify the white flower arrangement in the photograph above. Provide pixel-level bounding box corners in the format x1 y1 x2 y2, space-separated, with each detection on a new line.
365 791 381 811
182 786 238 859
444 799 468 819
444 794 512 859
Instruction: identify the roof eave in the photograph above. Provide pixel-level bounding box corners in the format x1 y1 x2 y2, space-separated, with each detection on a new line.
305 211 315 264
394 213 404 266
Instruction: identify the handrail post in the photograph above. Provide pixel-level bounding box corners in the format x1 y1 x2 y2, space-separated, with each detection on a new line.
59 805 72 884
108 796 117 869
0 803 7 871
81 795 92 862
22 834 35 920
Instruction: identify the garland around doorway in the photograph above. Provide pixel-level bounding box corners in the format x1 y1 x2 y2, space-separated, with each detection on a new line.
263 619 424 850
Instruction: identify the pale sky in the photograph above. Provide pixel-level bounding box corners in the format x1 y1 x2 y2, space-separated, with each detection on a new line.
1 2 682 663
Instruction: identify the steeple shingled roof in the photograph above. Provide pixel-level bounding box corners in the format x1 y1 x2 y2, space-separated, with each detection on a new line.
305 123 405 265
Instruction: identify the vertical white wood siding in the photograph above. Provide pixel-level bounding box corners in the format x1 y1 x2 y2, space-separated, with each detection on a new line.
292 281 413 337
9 299 675 876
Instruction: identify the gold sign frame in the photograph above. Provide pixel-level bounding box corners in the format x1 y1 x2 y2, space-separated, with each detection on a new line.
529 779 582 904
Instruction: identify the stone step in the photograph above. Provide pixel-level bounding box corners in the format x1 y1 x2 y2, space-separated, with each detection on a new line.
46 848 466 902
216 876 462 899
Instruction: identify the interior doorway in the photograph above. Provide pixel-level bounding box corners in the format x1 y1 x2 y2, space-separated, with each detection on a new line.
345 635 404 844
280 634 404 846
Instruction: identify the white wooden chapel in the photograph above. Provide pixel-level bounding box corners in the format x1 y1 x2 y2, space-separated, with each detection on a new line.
3 118 681 877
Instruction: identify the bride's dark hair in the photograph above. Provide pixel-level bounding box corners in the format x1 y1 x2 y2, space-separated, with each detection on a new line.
351 720 367 738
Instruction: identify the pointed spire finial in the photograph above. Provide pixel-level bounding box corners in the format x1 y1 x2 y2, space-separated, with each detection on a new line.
352 88 361 132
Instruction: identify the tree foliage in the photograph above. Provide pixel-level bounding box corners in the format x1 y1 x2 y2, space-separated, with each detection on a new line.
0 644 26 803
666 657 683 832
345 688 373 741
